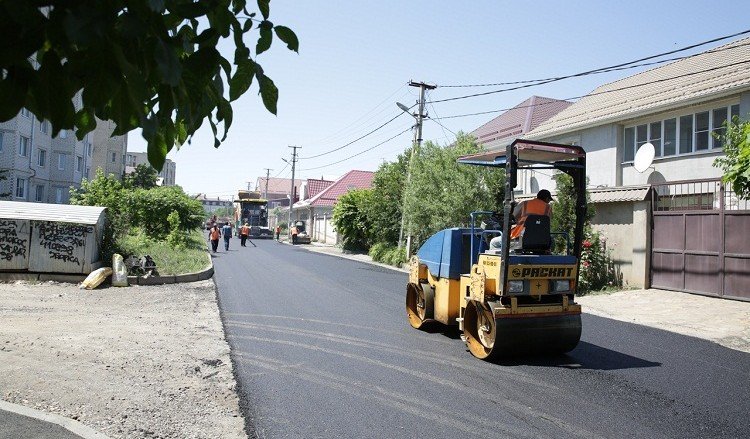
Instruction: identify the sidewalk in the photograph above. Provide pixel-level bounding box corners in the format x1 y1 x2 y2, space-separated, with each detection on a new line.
301 242 750 354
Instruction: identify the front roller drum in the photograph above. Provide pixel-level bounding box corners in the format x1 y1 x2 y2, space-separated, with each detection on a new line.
406 282 434 329
463 301 582 360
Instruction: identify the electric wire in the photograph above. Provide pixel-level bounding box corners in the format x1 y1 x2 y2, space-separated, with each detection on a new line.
298 126 413 171
299 111 409 159
272 161 289 178
430 29 750 103
431 59 750 120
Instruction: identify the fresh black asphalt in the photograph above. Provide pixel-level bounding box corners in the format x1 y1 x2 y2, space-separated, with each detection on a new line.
213 239 750 439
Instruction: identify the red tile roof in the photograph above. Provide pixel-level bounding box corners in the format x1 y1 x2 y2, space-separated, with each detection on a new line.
306 170 374 207
305 178 334 200
471 96 571 148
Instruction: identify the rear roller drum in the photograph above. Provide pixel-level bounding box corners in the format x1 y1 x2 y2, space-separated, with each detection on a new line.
406 282 434 329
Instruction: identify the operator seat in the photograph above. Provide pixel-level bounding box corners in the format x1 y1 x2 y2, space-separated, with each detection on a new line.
519 214 552 253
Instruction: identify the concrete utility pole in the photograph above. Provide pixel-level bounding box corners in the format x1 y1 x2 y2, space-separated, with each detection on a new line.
263 168 272 199
398 80 436 258
287 146 300 232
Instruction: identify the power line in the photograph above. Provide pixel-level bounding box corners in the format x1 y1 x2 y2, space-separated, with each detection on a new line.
430 29 750 103
272 162 289 178
299 126 413 171
300 111 408 160
431 59 750 120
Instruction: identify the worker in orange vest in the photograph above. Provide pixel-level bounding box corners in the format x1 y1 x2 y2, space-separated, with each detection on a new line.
240 222 250 247
209 225 220 253
290 225 298 245
510 189 553 240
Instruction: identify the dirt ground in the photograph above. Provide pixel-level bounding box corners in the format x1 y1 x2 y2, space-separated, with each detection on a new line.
0 279 246 439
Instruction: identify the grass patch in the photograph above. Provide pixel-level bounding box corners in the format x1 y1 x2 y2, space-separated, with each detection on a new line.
116 228 210 276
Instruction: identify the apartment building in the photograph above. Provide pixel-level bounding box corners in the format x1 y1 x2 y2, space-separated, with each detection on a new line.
125 152 176 186
0 106 127 204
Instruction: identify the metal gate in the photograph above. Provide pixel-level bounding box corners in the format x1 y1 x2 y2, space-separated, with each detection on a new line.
651 179 750 300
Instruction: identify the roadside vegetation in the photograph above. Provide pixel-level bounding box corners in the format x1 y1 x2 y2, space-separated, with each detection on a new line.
333 133 620 293
70 166 209 275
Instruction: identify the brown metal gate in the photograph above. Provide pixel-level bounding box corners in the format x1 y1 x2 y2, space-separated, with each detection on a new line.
651 179 750 301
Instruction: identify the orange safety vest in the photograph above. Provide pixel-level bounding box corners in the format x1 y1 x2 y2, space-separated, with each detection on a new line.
210 229 220 240
291 226 298 235
240 225 249 236
510 198 551 239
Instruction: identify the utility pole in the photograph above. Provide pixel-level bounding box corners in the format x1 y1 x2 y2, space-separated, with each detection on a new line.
398 80 436 258
287 146 300 233
246 181 252 191
263 168 272 199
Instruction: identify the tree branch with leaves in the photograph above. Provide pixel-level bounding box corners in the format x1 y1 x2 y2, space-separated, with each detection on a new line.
0 0 298 170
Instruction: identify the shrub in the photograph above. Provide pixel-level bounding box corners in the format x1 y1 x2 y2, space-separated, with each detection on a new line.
332 189 373 251
126 186 205 239
578 230 620 294
166 211 187 248
369 242 406 267
368 242 390 262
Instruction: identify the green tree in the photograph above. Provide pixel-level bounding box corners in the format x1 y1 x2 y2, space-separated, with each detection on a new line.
332 189 374 251
0 0 298 170
403 133 505 249
550 172 595 253
125 164 158 189
364 151 409 245
70 169 128 234
126 186 205 239
714 118 750 199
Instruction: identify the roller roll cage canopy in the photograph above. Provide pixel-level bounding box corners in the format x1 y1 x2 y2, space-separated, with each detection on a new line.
457 139 587 290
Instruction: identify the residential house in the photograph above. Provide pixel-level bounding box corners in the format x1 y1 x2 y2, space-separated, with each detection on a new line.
519 36 750 298
280 170 374 243
194 194 233 213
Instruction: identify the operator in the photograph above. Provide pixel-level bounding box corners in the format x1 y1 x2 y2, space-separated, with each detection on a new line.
510 189 553 240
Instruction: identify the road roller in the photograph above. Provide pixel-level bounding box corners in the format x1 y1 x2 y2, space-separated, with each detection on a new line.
406 139 587 360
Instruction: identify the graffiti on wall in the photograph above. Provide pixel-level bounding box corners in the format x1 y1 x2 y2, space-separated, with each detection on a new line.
0 220 28 261
37 222 93 267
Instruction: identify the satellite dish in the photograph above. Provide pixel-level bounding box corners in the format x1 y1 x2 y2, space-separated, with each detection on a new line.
633 142 655 173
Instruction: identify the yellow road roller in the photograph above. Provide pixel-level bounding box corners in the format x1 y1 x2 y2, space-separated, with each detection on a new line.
406 139 587 360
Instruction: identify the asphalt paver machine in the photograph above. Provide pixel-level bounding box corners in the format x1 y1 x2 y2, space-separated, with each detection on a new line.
406 139 587 360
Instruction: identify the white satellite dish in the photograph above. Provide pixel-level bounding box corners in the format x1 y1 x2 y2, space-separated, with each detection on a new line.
633 142 655 173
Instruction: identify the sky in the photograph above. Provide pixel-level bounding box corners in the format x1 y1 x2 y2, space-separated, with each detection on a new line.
127 0 750 199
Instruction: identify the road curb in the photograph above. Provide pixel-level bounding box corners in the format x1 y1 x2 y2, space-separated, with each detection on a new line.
0 399 110 439
300 244 408 274
127 257 214 286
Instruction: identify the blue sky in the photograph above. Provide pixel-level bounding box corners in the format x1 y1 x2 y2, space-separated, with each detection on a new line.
128 0 749 197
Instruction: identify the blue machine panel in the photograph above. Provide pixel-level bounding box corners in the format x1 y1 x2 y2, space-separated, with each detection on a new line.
417 228 480 280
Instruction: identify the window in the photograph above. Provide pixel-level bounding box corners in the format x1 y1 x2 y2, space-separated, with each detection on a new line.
649 121 662 157
663 118 676 156
58 153 66 170
59 129 67 139
55 188 63 204
85 167 90 179
695 111 710 151
19 136 29 156
20 108 30 117
712 107 728 149
0 132 3 152
38 149 46 167
39 119 49 134
111 152 116 163
76 156 83 173
86 143 92 157
679 115 693 154
15 178 26 199
35 184 45 202
623 104 738 162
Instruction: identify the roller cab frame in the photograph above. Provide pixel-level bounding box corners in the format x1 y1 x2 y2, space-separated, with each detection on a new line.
406 139 587 360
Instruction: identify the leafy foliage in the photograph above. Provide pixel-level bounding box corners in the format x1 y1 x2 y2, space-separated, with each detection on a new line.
714 118 750 199
124 164 158 189
403 133 505 249
126 186 205 239
0 0 298 170
550 172 595 253
578 231 620 294
70 170 204 241
332 188 374 251
364 152 409 245
166 211 188 248
368 242 407 267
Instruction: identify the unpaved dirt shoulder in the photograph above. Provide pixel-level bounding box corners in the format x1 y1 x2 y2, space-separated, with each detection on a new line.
0 280 246 439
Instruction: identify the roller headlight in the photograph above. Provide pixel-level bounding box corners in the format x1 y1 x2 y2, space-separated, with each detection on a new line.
508 280 524 293
553 280 571 292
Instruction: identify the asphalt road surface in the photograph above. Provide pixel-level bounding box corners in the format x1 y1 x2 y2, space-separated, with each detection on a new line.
213 239 750 439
